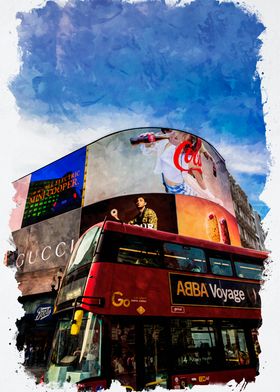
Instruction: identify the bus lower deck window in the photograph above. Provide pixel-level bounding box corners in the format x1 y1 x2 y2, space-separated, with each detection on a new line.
170 320 218 370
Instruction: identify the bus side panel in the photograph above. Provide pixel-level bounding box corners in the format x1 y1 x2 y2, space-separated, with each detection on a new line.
82 263 261 320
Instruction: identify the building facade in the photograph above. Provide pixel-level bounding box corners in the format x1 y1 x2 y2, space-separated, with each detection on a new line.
229 175 266 250
6 127 264 380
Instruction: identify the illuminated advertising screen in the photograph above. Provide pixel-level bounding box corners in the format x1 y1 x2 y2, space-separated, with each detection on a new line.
13 209 81 295
84 128 234 215
80 193 240 246
21 147 86 227
175 195 241 246
80 194 178 234
9 174 31 232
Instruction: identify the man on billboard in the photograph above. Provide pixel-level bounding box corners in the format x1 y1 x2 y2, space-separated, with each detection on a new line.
128 196 158 230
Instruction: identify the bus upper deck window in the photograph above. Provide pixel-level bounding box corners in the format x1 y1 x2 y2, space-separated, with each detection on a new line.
235 262 263 280
163 243 207 273
210 257 233 276
117 235 162 267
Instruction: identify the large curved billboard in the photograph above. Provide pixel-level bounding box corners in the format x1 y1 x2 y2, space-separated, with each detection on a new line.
10 127 236 237
83 127 234 215
10 127 241 294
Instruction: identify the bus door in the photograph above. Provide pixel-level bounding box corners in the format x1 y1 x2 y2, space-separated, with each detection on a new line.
143 322 168 389
110 320 137 389
109 319 169 390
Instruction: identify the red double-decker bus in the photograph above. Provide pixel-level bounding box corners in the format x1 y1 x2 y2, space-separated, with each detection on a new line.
45 221 267 390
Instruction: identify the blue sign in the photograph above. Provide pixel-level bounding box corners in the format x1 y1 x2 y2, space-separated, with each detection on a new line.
34 304 53 322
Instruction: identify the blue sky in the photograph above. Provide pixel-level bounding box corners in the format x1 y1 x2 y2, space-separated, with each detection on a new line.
10 0 269 218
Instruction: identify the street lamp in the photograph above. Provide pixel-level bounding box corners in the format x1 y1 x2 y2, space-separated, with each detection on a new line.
56 268 63 291
51 276 56 292
51 268 64 292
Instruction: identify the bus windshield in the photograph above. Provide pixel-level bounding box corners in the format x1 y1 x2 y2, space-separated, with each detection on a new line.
67 226 100 274
56 227 101 306
46 312 102 385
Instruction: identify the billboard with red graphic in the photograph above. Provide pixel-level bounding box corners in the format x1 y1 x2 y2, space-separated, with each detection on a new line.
10 128 236 236
84 128 234 215
9 128 241 297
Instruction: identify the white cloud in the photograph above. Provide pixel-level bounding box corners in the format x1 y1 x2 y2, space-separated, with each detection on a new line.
215 141 269 176
11 108 155 181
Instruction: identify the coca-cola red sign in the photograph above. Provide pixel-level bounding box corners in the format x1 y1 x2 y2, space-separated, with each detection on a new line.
84 127 233 216
173 139 202 173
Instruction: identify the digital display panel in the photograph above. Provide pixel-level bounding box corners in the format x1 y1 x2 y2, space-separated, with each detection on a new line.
22 147 86 227
84 128 235 215
80 193 178 235
12 128 236 234
81 193 240 245
175 195 241 246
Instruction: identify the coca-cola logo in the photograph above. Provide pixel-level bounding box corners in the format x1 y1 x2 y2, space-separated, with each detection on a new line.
173 140 202 173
